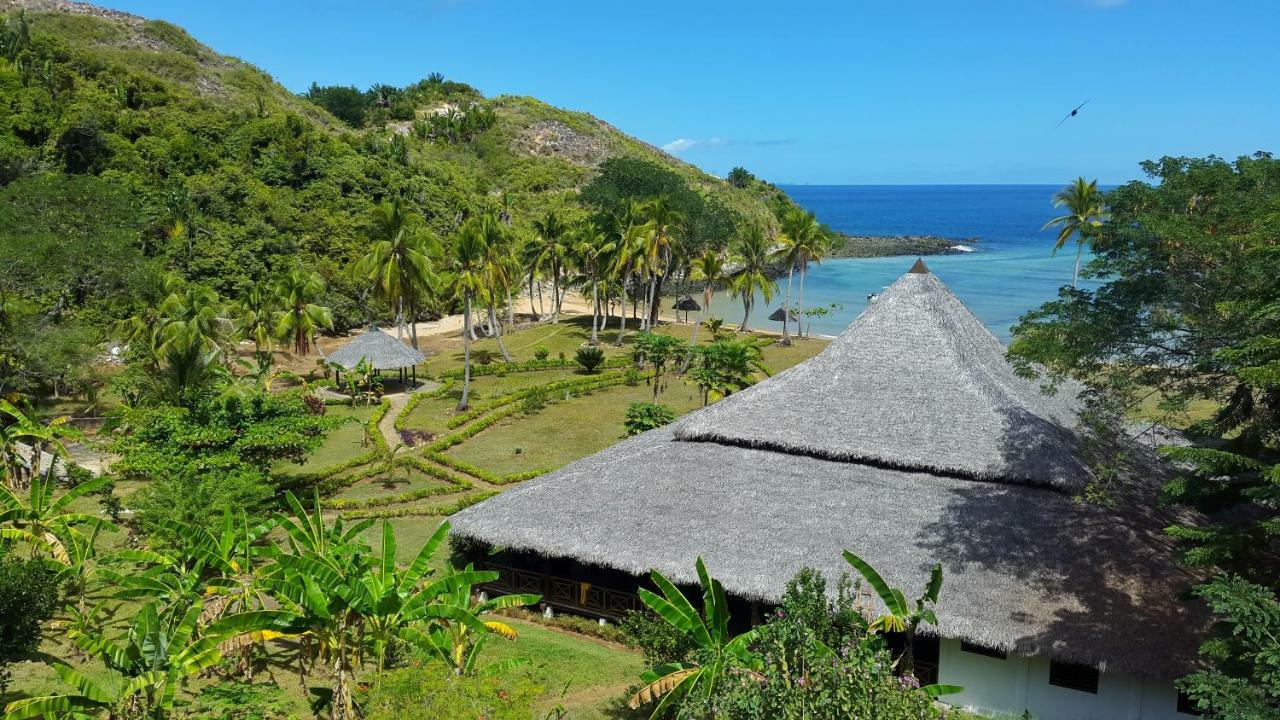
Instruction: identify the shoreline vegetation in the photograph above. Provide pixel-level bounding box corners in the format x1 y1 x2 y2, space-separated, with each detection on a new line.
829 233 976 258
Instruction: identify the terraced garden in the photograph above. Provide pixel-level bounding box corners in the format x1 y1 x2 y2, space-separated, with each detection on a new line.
285 315 829 529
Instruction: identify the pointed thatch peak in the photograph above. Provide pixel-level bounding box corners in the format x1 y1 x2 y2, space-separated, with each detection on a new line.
327 325 427 370
673 264 1090 491
908 257 930 273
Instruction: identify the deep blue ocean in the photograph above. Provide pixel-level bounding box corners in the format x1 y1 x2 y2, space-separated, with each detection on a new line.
705 185 1095 340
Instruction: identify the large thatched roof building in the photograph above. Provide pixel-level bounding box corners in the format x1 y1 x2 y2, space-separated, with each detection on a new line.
451 261 1206 720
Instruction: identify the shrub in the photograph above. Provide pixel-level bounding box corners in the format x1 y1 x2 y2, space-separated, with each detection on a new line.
624 366 644 386
0 548 62 695
779 567 864 650
621 609 699 667
575 345 605 373
532 345 550 361
183 682 295 720
360 663 544 720
473 349 494 365
623 402 677 436
520 385 549 414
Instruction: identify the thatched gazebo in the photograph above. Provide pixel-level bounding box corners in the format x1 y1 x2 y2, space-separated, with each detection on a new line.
767 306 800 334
451 261 1208 719
326 325 427 387
671 296 701 322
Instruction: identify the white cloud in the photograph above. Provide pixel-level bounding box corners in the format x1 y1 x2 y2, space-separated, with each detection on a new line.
661 137 792 154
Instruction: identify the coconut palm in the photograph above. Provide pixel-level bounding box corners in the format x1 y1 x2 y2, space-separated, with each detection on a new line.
529 210 572 321
231 284 275 355
611 219 654 347
640 196 684 330
628 558 760 718
355 199 438 344
571 220 615 345
1043 177 1106 288
688 250 725 349
158 281 227 354
777 208 825 342
478 217 515 362
729 226 776 332
0 473 114 563
273 266 333 357
448 216 492 410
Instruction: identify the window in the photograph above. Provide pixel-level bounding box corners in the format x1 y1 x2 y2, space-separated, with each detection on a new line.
960 641 1006 659
1176 690 1203 716
1048 660 1099 694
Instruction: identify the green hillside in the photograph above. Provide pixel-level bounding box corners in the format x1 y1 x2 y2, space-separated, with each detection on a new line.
0 1 794 394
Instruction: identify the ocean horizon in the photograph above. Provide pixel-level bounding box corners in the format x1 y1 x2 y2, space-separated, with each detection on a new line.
702 184 1097 341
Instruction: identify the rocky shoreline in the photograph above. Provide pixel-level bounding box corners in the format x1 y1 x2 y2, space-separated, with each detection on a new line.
830 233 976 258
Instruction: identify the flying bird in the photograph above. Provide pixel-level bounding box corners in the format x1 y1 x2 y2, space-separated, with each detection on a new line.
1056 100 1090 127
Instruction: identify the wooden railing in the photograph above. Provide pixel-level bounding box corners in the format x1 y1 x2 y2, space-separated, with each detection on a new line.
479 562 642 620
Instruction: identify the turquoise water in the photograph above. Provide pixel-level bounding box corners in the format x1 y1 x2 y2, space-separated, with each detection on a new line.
705 185 1098 340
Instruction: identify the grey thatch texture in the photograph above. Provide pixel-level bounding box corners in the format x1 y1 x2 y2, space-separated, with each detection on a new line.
679 270 1088 491
450 426 1203 677
450 263 1206 678
327 326 426 370
672 296 701 312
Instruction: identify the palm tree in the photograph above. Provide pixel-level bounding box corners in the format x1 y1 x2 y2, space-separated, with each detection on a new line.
778 208 824 342
682 250 725 372
272 267 333 357
641 196 684 330
158 281 226 354
231 284 275 355
628 558 759 718
478 216 515 362
612 219 653 347
448 216 491 410
530 210 571 321
729 226 776 332
356 199 438 344
1043 177 1106 288
571 220 614 345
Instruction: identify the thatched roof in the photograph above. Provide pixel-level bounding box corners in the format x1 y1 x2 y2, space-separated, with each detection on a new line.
672 296 701 312
327 325 426 370
768 307 800 322
451 262 1206 678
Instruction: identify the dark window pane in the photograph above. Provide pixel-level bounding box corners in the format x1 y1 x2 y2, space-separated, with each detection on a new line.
1048 660 1099 694
960 641 1006 659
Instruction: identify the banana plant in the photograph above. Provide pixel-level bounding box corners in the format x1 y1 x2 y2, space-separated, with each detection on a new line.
628 558 760 719
402 559 540 676
842 549 942 676
0 474 115 564
3 600 292 720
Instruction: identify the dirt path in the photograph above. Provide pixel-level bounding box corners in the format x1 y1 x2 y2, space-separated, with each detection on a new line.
377 383 437 450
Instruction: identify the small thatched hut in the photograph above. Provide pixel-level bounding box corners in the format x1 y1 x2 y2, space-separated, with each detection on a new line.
451 261 1206 720
671 296 700 322
326 325 427 385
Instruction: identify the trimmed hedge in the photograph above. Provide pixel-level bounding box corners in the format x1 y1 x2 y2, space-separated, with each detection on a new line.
341 491 499 519
424 404 523 453
276 399 391 491
446 371 628 429
437 355 630 380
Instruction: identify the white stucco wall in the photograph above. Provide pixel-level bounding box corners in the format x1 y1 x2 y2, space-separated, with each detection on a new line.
937 638 1195 720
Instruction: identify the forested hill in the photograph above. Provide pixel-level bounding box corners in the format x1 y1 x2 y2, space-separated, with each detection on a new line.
0 0 794 393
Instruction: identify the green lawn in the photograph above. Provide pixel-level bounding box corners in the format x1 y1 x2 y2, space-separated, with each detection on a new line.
333 466 459 502
447 379 706 476
274 405 377 477
481 618 644 719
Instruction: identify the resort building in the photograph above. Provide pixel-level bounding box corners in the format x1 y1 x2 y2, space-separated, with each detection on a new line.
450 260 1207 720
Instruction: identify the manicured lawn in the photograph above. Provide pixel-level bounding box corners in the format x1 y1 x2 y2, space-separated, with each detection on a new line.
481 618 644 719
447 379 706 475
274 405 377 477
333 467 459 502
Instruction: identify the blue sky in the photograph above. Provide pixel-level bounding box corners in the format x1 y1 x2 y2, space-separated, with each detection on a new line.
103 0 1278 185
